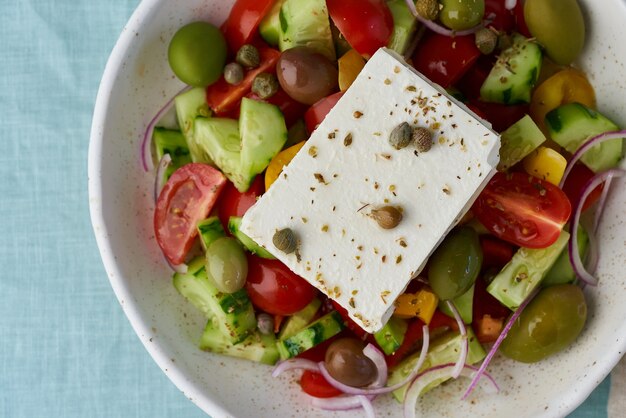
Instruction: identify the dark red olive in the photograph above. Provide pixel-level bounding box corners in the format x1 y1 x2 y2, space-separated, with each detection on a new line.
324 338 378 387
276 47 338 105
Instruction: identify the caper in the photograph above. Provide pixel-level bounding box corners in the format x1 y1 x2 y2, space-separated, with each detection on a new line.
439 0 485 31
389 122 413 150
475 28 497 55
236 44 260 69
325 338 378 388
205 237 248 294
223 62 244 85
273 228 297 254
413 127 432 153
524 0 585 65
415 0 439 21
500 284 587 363
370 206 403 229
252 72 279 99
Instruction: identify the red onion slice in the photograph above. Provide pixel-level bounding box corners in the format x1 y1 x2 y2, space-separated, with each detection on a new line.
569 169 626 286
404 364 499 418
559 130 626 188
404 0 495 37
318 326 430 396
272 358 320 378
154 153 172 202
141 85 191 172
505 0 518 10
462 287 540 400
358 395 376 418
363 344 389 388
446 300 468 379
593 173 614 234
306 393 375 411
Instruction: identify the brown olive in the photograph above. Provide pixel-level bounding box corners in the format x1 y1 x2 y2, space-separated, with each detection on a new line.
276 47 338 105
324 338 378 388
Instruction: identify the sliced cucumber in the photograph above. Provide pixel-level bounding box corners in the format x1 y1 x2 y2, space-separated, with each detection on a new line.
387 0 419 55
543 226 589 286
278 0 336 60
546 103 624 172
197 216 226 251
174 87 212 163
259 0 286 46
277 298 322 340
152 128 191 178
498 115 546 171
480 35 542 104
487 230 570 309
173 257 256 344
277 311 346 359
228 216 276 259
200 319 279 365
374 316 408 355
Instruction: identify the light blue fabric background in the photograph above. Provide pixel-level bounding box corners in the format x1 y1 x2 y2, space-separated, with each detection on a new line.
0 0 611 417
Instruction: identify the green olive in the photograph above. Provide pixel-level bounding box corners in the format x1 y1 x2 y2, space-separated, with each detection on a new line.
439 0 485 31
524 0 585 65
428 227 482 300
205 237 248 294
168 22 227 87
500 284 587 363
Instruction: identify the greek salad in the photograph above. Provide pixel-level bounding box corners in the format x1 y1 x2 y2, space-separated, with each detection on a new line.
144 0 625 416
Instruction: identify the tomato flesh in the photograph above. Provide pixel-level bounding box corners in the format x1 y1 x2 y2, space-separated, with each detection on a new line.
221 0 275 53
473 172 571 248
479 235 515 270
154 163 227 265
300 371 343 398
245 255 317 315
561 163 603 212
217 175 265 229
327 0 394 58
304 91 345 134
412 33 481 88
485 0 516 32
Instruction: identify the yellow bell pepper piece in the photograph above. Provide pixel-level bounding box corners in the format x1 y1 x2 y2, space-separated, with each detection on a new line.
264 141 306 190
523 146 567 185
338 49 365 91
393 288 439 324
530 69 596 133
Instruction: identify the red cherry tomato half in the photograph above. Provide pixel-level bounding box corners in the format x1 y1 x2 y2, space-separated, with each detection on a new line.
384 318 425 368
304 91 345 134
245 255 317 315
473 172 572 248
484 0 516 32
217 175 264 229
154 163 227 265
456 56 495 101
561 163 603 212
327 0 394 58
412 33 481 88
221 0 275 53
467 100 529 133
300 370 343 398
206 47 281 115
472 276 511 321
330 300 368 339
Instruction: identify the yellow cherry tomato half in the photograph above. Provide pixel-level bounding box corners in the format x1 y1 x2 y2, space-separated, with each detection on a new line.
523 146 568 186
264 141 306 190
338 49 366 92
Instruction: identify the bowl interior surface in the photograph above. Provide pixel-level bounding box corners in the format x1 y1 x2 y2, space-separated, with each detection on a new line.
89 0 626 417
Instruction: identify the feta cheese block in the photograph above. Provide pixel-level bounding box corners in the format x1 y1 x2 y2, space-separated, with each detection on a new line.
240 48 500 333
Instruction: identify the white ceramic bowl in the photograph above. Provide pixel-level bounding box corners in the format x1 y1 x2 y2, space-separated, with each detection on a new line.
89 1 626 417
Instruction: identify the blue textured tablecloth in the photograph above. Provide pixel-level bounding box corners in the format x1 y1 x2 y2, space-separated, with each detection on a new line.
0 1 615 417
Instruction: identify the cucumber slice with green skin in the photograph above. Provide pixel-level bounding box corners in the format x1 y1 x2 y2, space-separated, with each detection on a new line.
546 103 624 172
174 87 213 163
389 328 486 402
276 311 346 360
487 230 570 310
173 257 256 344
277 298 322 340
438 284 474 324
193 117 252 191
239 98 288 183
200 319 280 365
543 226 589 286
228 216 276 259
278 0 336 60
480 35 542 104
498 115 546 171
374 316 408 355
259 0 285 46
197 216 225 251
386 0 419 55
152 128 192 178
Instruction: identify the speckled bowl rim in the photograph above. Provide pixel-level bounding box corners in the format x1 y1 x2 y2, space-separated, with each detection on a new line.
88 1 626 417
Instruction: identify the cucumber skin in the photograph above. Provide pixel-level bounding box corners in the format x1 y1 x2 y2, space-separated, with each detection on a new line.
498 115 546 171
228 216 276 259
278 0 336 60
374 316 408 355
197 216 225 251
277 311 346 359
152 128 192 179
277 298 322 340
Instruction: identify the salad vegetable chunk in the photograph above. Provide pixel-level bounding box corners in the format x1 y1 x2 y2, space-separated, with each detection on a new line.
144 0 625 416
